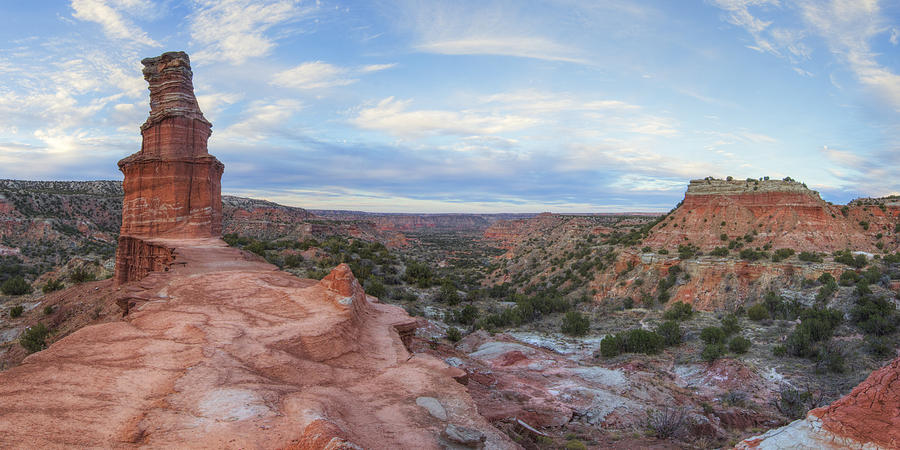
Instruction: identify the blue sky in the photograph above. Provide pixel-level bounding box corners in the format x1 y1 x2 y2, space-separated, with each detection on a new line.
0 0 898 212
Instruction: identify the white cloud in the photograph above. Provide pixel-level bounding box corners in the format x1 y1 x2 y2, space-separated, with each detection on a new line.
395 0 587 64
416 37 587 64
478 90 640 114
797 0 900 112
189 0 313 65
351 97 539 138
891 27 899 45
70 0 160 47
272 61 358 89
215 99 304 142
361 63 396 73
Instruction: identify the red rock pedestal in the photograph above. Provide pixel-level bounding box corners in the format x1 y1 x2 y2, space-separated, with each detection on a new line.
114 51 224 285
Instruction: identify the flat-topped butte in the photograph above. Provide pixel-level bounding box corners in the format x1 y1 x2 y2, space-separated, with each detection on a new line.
686 178 819 197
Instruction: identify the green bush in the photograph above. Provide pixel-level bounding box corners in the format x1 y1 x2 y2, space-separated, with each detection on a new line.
364 277 386 298
43 305 54 315
20 323 50 353
662 301 693 321
446 327 462 342
453 304 479 325
437 281 461 306
702 343 725 361
600 334 622 357
283 253 303 268
700 326 726 345
721 314 740 335
747 303 770 321
655 320 683 347
851 296 898 336
70 267 96 284
561 311 590 336
9 305 24 318
729 336 751 354
771 248 795 262
622 328 664 354
1 276 32 296
798 251 823 263
739 248 767 261
42 278 64 293
710 247 729 257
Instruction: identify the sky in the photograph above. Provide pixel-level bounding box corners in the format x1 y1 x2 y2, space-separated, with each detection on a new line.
0 0 898 213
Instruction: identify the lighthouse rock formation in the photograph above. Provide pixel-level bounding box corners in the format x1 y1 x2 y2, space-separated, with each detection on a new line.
0 52 513 449
114 51 224 285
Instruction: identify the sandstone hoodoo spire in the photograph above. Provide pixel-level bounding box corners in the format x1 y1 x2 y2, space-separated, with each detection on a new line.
114 51 224 285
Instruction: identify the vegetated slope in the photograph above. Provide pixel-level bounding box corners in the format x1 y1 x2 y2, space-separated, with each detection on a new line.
643 178 899 253
0 180 406 271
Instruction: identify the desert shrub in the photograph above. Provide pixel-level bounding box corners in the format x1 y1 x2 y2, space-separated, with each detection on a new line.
43 305 53 315
816 278 838 302
763 291 801 320
283 253 303 268
561 311 590 336
815 343 846 373
747 303 770 321
771 248 795 262
437 281 461 306
446 327 462 342
656 320 683 347
70 267 96 284
866 336 895 358
244 240 267 256
700 326 726 345
851 296 898 336
20 323 50 353
729 336 751 354
623 328 663 354
404 261 434 287
565 440 587 450
710 247 729 257
363 277 386 298
774 386 819 420
1 276 32 296
453 304 479 325
701 343 725 361
600 334 622 357
739 248 766 261
839 270 860 286
817 273 835 285
663 301 693 321
720 233 728 241
646 406 688 439
678 244 699 259
9 305 24 318
721 314 740 335
798 251 823 263
42 278 64 293
721 390 747 407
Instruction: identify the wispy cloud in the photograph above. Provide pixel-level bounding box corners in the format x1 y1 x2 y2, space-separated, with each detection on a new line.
189 0 313 65
70 0 160 47
272 61 358 89
395 0 587 64
797 0 900 112
351 97 538 137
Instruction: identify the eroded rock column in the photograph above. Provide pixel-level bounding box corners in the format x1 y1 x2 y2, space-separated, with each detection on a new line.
114 51 224 285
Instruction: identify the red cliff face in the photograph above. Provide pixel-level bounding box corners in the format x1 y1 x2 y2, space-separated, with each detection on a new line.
114 52 224 285
644 179 899 253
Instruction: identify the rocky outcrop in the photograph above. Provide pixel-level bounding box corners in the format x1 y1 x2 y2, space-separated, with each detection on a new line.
114 52 224 285
0 242 514 448
0 51 514 449
738 356 900 448
644 178 899 253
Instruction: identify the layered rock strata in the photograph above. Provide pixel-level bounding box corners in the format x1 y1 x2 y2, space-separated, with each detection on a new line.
114 51 223 285
644 178 900 253
738 356 900 448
